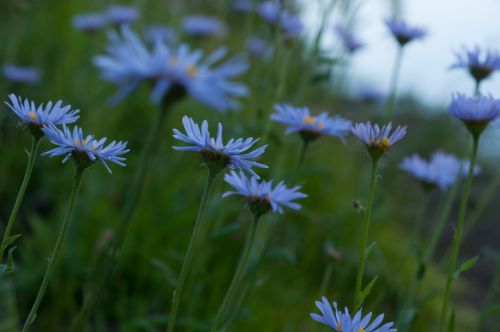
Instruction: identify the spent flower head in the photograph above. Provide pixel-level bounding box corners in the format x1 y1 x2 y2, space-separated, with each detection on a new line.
271 103 352 142
449 93 500 138
223 171 306 217
384 18 426 47
42 124 129 173
3 64 40 84
311 297 396 332
5 94 80 139
172 115 267 176
182 15 226 38
400 151 480 191
450 46 500 85
351 122 407 160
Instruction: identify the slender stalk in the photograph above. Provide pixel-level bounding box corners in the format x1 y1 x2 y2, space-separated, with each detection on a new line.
397 183 458 331
0 136 41 261
474 80 481 96
295 139 309 179
21 167 84 332
438 136 479 332
318 262 334 296
354 157 379 310
166 169 218 332
385 46 404 119
70 95 179 331
211 215 258 332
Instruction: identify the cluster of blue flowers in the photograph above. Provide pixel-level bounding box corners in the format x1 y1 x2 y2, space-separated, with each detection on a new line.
72 4 139 32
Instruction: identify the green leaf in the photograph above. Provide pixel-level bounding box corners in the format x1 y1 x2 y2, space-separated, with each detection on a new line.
365 242 377 259
453 256 479 279
0 264 6 278
150 258 177 288
7 246 17 271
3 234 21 249
211 222 241 240
358 275 378 307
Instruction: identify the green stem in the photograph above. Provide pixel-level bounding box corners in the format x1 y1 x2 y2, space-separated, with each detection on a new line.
166 169 218 332
438 135 479 332
211 215 258 332
318 263 334 297
21 167 84 332
397 184 458 331
0 137 41 261
385 46 404 119
294 139 309 179
474 80 481 96
354 157 379 310
70 96 178 331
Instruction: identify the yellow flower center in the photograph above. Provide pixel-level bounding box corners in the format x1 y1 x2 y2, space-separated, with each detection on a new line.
380 137 390 149
168 56 178 64
187 64 198 77
337 323 341 330
82 139 89 147
92 144 97 150
359 328 365 332
303 115 325 129
74 139 80 146
28 112 37 121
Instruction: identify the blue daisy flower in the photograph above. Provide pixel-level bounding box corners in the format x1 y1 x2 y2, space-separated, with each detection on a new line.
257 2 303 39
182 15 226 38
272 103 351 142
310 297 396 332
335 25 364 53
351 122 407 159
246 36 273 60
449 93 500 137
145 25 177 45
95 27 248 111
223 170 306 217
384 18 426 46
3 64 40 84
105 5 139 26
172 115 267 176
41 124 129 173
450 46 500 84
149 41 248 111
71 13 107 33
232 0 253 13
400 151 479 191
5 94 80 138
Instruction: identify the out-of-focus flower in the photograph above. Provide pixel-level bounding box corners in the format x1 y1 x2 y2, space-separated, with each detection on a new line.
95 27 248 111
357 86 386 104
246 36 273 60
172 115 267 176
310 297 396 332
71 13 108 32
5 94 79 138
384 18 426 46
145 25 177 44
106 5 139 26
232 0 253 12
449 93 500 137
400 151 480 191
3 64 39 84
257 2 303 39
223 171 306 217
352 122 407 159
450 46 500 85
271 103 351 142
335 25 364 53
182 15 226 38
42 124 129 173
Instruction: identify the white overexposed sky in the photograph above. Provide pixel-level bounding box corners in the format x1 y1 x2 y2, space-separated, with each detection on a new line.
302 0 500 108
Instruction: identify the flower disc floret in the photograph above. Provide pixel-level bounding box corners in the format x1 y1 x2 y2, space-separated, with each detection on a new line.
172 116 268 176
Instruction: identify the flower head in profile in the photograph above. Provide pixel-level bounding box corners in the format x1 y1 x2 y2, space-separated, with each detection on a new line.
450 46 500 85
400 151 480 191
310 297 396 332
172 116 267 176
357 86 386 105
272 103 351 142
223 171 306 217
182 15 226 38
72 13 107 33
145 25 177 44
449 93 500 138
5 94 80 138
335 25 364 53
106 5 139 26
246 36 273 60
351 122 407 159
257 2 303 39
95 27 248 111
3 64 39 84
233 0 253 13
384 18 426 46
42 124 129 173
